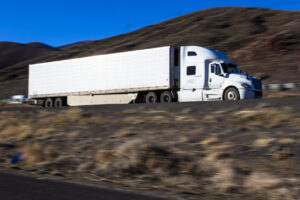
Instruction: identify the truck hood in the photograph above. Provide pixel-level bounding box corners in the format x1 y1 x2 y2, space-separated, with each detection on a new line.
225 73 252 81
224 73 262 90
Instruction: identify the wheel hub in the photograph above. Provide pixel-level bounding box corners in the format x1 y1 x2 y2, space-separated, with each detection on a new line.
164 95 169 102
149 96 154 103
227 91 237 100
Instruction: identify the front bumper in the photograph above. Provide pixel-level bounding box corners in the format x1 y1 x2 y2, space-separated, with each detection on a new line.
239 88 263 99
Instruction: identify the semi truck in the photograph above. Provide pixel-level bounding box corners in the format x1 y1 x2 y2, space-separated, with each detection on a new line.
28 46 262 107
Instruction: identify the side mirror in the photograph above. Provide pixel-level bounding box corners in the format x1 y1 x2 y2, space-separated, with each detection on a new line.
260 75 269 81
245 72 249 80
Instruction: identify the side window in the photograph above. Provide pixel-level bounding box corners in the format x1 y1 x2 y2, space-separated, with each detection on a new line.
211 65 215 73
211 64 221 74
187 51 197 56
187 66 196 75
216 64 221 75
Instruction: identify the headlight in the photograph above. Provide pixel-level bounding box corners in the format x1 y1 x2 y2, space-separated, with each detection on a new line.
241 83 251 88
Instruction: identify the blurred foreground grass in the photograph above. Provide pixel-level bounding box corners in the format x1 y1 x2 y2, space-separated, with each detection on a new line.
0 103 299 200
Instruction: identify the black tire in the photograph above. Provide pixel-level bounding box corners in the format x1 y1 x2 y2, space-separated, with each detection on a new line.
224 88 240 101
54 97 63 107
160 91 173 103
145 92 158 103
44 98 53 108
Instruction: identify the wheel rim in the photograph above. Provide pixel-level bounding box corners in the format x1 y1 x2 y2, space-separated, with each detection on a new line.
55 101 61 107
149 96 155 103
227 91 237 100
46 99 52 107
163 95 170 102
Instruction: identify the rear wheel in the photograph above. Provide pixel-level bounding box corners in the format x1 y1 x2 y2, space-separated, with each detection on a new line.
44 98 53 108
54 97 63 107
160 91 172 103
224 88 240 101
145 92 158 103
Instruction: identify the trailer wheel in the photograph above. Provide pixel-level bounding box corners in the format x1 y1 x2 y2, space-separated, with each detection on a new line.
145 92 157 103
54 97 63 107
160 91 172 103
224 87 240 101
44 98 53 108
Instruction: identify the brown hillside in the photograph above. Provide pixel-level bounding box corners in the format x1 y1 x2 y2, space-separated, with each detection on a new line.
0 42 59 70
0 7 299 98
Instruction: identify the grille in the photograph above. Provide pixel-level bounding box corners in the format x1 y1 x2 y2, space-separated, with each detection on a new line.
252 78 262 90
254 91 263 97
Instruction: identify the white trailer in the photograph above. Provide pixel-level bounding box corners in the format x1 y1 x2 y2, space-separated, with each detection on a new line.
28 46 262 107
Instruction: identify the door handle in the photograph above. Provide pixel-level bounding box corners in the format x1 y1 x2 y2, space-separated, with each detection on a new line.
209 78 212 82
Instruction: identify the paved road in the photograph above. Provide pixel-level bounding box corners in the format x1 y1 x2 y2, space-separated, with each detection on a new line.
0 172 172 200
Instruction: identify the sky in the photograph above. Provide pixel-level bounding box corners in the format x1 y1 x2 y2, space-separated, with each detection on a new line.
0 0 299 47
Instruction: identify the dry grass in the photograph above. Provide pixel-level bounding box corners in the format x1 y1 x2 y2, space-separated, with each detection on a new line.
200 137 219 145
236 108 300 129
95 139 200 177
48 108 84 125
110 128 135 138
95 150 117 169
264 91 300 99
213 164 236 192
254 138 275 147
277 138 295 144
0 102 299 200
23 143 58 164
0 124 32 140
244 172 282 189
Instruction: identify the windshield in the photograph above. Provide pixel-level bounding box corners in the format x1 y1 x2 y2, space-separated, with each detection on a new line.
221 63 239 74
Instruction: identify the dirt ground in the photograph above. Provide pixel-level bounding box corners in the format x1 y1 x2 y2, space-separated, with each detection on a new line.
0 98 299 200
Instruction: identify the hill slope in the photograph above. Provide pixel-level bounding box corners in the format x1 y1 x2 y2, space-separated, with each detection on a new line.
0 7 299 98
0 42 59 70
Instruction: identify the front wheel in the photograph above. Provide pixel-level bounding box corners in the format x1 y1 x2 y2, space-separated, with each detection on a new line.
224 88 240 101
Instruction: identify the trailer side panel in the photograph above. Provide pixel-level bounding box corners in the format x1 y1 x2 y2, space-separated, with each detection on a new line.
29 47 171 98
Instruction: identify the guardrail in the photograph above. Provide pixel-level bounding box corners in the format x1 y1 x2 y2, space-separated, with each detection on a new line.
263 83 300 90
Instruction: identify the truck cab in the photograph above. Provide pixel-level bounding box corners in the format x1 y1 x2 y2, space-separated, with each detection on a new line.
29 45 262 107
176 46 262 102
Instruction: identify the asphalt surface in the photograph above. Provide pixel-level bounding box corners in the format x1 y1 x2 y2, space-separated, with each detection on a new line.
0 171 173 200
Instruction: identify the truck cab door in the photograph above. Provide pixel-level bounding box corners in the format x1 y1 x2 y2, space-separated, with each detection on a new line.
203 63 225 100
209 63 224 89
